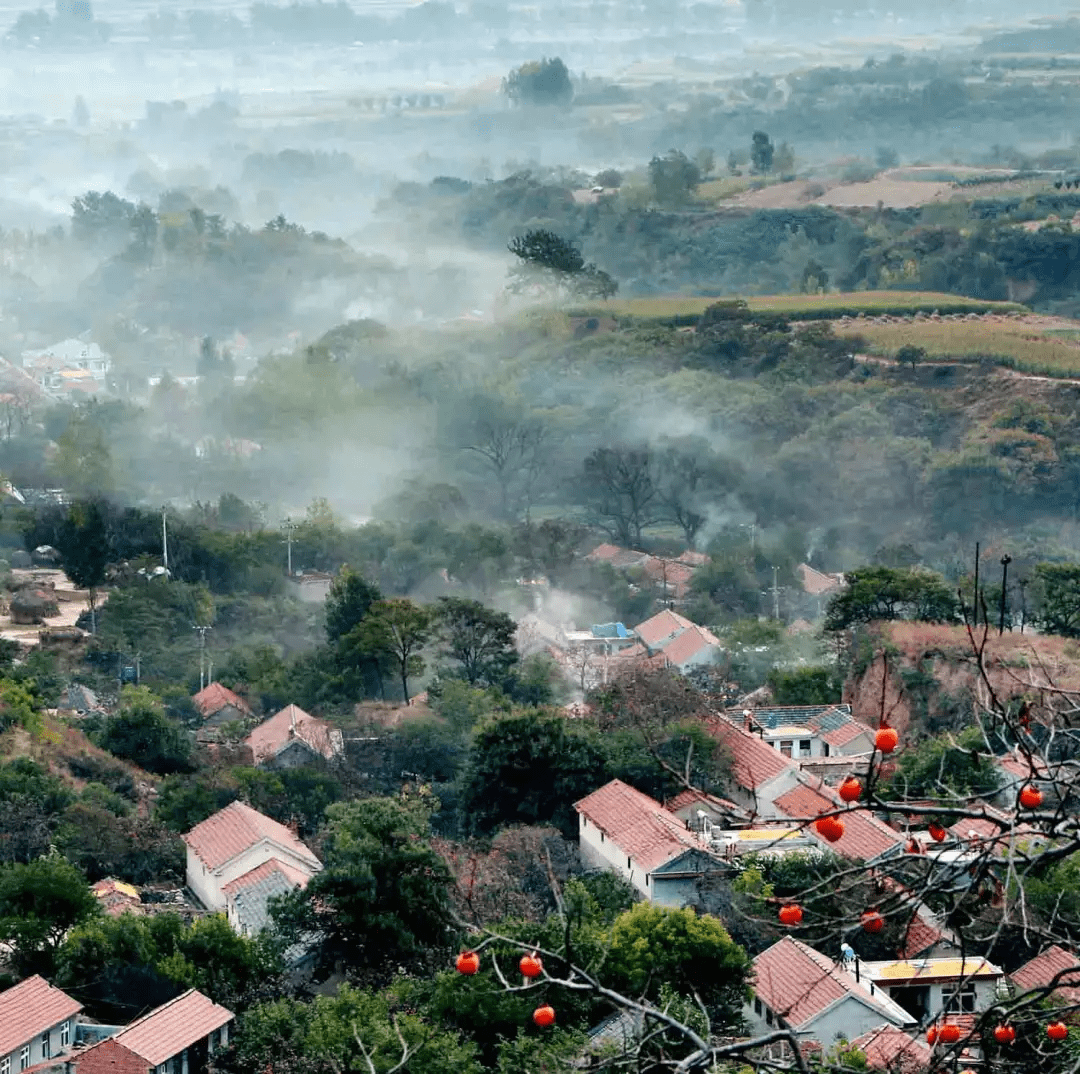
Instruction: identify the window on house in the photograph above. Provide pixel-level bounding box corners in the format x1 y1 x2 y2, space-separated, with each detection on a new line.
60 1022 70 1048
945 983 977 1013
799 739 812 756
158 1062 168 1074
766 1008 774 1026
599 832 604 842
627 857 631 869
41 1033 49 1060
20 1045 30 1070
779 741 793 757
754 999 762 1015
1 1055 9 1074
823 742 830 757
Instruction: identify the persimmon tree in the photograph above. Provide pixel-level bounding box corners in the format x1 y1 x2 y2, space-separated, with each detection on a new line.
439 618 1080 1074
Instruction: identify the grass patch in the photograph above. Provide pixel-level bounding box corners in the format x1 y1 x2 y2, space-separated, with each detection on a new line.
696 176 752 202
835 319 1080 377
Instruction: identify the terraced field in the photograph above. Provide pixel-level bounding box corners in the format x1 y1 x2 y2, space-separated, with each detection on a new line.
834 316 1080 377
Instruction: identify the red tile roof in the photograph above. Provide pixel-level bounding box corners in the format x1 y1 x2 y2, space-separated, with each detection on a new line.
183 800 319 871
798 563 846 597
664 788 746 817
773 781 903 862
634 609 697 649
849 1026 932 1073
899 915 945 960
113 990 232 1066
72 1038 150 1074
707 719 793 791
0 976 81 1056
642 558 696 598
1011 945 1080 1005
574 779 704 872
221 856 312 898
244 704 341 763
753 937 907 1028
191 682 251 719
586 544 650 570
659 625 720 668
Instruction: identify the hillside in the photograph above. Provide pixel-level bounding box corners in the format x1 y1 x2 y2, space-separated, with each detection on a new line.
844 620 1080 739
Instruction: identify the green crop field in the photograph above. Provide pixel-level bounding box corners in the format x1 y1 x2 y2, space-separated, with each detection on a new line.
835 319 1080 377
568 291 1027 323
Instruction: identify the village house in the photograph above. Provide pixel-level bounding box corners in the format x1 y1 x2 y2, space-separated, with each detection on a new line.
182 800 321 917
771 780 905 863
848 1025 933 1074
731 704 876 760
0 976 82 1074
574 779 726 906
190 683 252 730
842 955 1005 1023
705 718 802 818
243 704 343 769
634 609 722 671
748 937 915 1045
1010 945 1080 1005
73 990 232 1074
586 544 707 603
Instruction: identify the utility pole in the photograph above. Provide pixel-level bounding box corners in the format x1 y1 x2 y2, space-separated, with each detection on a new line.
282 519 296 577
772 565 780 621
193 625 212 690
134 652 141 685
973 542 980 627
1018 577 1029 634
999 555 1012 635
162 506 169 576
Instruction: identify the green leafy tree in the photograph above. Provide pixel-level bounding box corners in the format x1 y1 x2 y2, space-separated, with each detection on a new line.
273 795 453 974
824 566 959 631
55 499 111 633
222 985 480 1074
324 566 382 642
605 903 752 1029
647 150 701 207
751 130 775 174
766 666 842 706
458 711 609 836
352 598 432 701
896 344 927 370
800 258 829 294
0 854 98 976
774 141 796 177
435 597 518 687
884 725 1005 801
98 686 193 774
502 57 573 106
1033 563 1080 637
506 229 616 299
57 910 284 1020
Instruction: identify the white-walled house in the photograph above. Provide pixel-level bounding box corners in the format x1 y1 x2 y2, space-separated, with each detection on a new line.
0 976 81 1074
183 800 321 914
731 705 876 760
74 989 233 1074
706 718 801 818
575 780 724 907
846 956 1005 1023
749 938 915 1046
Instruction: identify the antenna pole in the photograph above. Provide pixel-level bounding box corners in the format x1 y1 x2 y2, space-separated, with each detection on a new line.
999 555 1012 635
973 542 980 627
162 506 169 575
